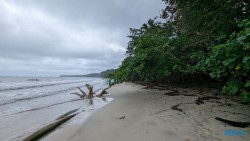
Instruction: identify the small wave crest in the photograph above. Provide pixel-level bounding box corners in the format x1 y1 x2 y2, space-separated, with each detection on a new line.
0 80 92 92
0 87 78 106
27 79 40 81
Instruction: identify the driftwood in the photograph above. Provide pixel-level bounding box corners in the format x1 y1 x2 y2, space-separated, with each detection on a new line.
93 88 101 95
71 85 95 99
164 90 178 96
71 84 110 100
119 116 126 119
171 104 183 112
96 87 111 97
143 85 169 90
23 114 76 141
215 117 250 128
70 92 84 98
195 96 221 105
70 87 88 99
86 84 94 99
77 87 88 98
55 108 79 120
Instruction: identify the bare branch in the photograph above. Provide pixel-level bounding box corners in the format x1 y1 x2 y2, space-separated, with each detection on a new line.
93 88 101 95
70 92 84 98
96 86 111 97
77 87 88 98
85 84 94 99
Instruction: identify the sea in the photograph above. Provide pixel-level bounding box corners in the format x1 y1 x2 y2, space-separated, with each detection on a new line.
0 76 109 116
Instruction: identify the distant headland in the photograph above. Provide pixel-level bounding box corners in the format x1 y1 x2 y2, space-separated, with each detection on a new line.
60 69 115 78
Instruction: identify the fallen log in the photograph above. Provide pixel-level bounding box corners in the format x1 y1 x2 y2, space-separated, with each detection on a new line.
215 117 250 128
55 108 79 120
23 114 76 141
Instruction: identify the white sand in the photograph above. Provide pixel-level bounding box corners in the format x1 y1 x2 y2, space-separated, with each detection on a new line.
42 83 250 141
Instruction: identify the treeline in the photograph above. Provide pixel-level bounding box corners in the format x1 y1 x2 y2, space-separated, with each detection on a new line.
110 0 250 102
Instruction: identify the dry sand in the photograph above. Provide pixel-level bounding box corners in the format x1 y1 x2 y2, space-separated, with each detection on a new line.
42 82 250 141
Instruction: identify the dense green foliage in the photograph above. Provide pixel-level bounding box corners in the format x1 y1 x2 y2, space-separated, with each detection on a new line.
198 19 250 102
110 0 250 101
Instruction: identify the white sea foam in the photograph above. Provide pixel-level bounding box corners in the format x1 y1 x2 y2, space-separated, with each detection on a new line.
0 76 109 116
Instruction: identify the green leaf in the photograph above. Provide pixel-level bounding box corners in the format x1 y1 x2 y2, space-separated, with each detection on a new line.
222 58 237 66
242 57 250 64
245 80 250 87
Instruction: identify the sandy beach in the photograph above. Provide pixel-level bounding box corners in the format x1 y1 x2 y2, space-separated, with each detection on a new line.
1 1 249 141
40 83 250 141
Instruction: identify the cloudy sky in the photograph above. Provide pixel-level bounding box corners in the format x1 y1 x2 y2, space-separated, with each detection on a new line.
0 0 164 76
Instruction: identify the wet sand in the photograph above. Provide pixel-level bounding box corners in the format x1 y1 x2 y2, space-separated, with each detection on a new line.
0 100 82 141
42 83 250 141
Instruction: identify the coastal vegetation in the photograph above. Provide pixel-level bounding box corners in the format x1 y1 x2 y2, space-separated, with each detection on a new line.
109 0 250 102
60 69 115 78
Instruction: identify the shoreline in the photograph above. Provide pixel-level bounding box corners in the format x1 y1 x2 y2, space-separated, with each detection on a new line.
42 82 250 141
0 100 82 141
0 97 112 141
1 82 249 141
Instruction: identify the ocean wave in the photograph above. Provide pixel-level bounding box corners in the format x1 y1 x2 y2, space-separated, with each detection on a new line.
0 87 78 106
0 80 91 92
2 99 82 117
27 79 40 81
0 81 103 106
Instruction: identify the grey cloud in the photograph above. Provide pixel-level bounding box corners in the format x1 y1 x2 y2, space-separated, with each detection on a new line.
0 0 165 76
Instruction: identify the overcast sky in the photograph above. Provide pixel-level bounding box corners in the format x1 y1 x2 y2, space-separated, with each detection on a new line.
0 0 164 77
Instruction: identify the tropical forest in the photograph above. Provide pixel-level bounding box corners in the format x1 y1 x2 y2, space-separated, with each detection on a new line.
110 0 250 102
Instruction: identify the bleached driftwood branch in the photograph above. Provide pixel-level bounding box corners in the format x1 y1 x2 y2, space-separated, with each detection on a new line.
70 84 111 99
85 84 94 99
96 86 111 97
93 88 101 95
77 87 88 98
70 92 84 98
